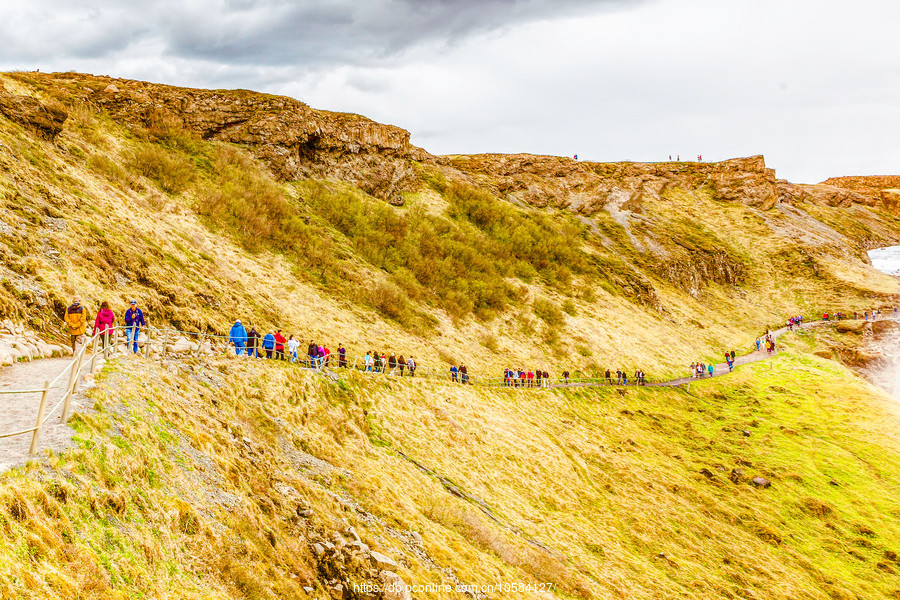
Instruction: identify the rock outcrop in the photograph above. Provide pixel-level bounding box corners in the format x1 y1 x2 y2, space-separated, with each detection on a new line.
28 73 430 205
0 87 67 140
0 320 69 365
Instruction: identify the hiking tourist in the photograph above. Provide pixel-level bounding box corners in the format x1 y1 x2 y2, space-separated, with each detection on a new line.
605 368 612 384
407 356 416 377
389 353 398 375
228 320 247 356
274 330 286 360
64 297 90 352
307 341 317 367
616 369 622 384
364 351 373 372
288 335 300 363
450 364 458 382
262 331 275 359
460 364 469 384
94 301 116 349
535 369 542 388
124 299 145 354
622 370 628 385
542 370 550 388
527 370 534 388
398 354 406 376
707 364 714 377
247 327 260 358
338 344 347 368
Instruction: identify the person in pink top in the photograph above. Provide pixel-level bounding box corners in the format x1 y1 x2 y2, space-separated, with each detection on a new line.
94 301 116 348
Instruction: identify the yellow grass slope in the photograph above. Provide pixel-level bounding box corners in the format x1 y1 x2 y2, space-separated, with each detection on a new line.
3 341 900 599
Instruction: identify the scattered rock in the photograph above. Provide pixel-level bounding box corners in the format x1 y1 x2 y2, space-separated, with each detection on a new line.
303 587 314 594
299 509 314 518
829 479 840 487
369 551 398 572
699 468 715 479
729 469 744 483
742 430 751 437
751 476 771 488
379 571 412 600
620 409 634 416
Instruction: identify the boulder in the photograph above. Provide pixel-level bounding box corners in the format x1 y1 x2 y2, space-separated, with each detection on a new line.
752 477 771 488
369 551 398 572
379 571 412 600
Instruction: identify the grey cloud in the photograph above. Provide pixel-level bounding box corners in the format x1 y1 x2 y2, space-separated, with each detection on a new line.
0 0 645 67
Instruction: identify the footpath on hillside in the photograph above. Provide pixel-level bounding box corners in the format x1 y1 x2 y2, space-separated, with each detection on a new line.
0 317 884 471
0 358 92 473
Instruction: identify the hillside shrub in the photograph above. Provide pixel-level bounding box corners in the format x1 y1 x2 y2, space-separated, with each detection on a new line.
128 144 195 194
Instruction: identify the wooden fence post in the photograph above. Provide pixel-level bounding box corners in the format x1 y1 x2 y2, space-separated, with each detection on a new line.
62 345 86 424
90 333 100 374
29 380 51 454
144 328 152 358
71 343 87 395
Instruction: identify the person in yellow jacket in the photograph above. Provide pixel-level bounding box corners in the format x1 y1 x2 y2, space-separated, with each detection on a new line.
64 297 91 351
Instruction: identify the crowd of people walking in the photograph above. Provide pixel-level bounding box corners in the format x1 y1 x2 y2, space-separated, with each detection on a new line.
57 296 897 390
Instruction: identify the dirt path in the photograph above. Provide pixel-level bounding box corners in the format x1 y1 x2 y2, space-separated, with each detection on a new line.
553 319 856 390
0 357 92 473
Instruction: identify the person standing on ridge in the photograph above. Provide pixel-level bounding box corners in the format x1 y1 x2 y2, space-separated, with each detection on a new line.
228 320 247 356
124 300 145 354
64 297 90 352
94 301 116 349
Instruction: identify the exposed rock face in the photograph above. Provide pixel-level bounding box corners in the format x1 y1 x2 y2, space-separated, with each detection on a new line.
447 154 789 213
36 73 429 204
819 175 900 213
0 87 67 140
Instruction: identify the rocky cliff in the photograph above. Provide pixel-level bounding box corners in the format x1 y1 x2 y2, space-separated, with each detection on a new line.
8 73 428 204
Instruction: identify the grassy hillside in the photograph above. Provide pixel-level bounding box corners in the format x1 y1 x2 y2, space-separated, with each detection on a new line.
2 337 900 599
3 71 900 599
1 72 899 381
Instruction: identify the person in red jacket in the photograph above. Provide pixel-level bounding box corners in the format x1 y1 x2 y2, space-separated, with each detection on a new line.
274 329 287 360
93 301 116 348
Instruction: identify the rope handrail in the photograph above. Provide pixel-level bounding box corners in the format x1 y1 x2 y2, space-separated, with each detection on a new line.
1 311 894 455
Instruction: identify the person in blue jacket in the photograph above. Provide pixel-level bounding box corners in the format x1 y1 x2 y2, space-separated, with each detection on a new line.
708 363 714 377
262 331 276 359
228 320 247 356
124 300 146 354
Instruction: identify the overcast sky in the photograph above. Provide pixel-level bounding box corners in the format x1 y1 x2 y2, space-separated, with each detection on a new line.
1 0 898 183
